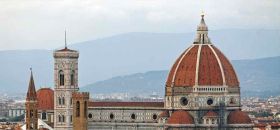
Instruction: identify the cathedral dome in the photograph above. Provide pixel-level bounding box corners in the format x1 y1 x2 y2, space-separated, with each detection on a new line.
37 88 54 110
166 15 239 88
227 110 251 124
167 110 194 124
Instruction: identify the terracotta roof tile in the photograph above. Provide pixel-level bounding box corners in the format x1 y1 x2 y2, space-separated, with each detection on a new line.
227 110 251 124
204 110 218 117
37 88 54 110
167 110 194 124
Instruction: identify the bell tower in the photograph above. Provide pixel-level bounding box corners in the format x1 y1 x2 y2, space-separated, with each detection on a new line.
53 33 79 130
25 69 38 130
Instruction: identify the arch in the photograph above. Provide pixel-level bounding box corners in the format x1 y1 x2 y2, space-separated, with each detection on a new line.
59 70 64 86
76 101 80 117
58 115 61 122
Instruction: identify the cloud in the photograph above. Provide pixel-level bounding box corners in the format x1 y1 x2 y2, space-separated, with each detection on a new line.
0 0 279 50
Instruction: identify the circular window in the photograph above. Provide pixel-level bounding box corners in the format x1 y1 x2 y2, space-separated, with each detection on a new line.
207 98 213 105
180 97 188 106
131 113 136 120
88 113 93 119
109 113 114 120
152 114 157 120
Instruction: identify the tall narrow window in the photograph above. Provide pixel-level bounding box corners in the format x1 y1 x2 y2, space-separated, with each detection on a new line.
62 115 65 122
30 110 33 118
58 97 61 105
71 70 75 86
58 115 61 122
76 101 80 117
59 70 64 86
42 112 47 120
62 97 65 105
84 101 87 117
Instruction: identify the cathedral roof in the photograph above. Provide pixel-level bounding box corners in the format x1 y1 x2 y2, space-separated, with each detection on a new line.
227 110 251 124
37 88 54 110
26 70 37 101
204 110 218 117
167 110 194 124
166 15 239 88
56 47 77 52
88 101 164 108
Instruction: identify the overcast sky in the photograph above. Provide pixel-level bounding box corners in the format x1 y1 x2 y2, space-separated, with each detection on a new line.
0 0 279 50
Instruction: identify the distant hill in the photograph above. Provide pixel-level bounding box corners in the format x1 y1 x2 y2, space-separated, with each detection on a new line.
0 29 279 94
81 56 280 98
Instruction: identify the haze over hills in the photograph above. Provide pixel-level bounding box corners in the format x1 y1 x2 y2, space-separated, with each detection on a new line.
0 29 279 95
81 56 280 98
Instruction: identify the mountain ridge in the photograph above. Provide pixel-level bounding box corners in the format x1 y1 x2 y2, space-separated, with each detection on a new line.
0 29 279 94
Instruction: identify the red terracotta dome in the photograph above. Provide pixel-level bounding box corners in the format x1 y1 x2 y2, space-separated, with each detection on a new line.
227 110 251 124
166 15 239 88
167 110 194 124
37 88 54 110
204 111 218 117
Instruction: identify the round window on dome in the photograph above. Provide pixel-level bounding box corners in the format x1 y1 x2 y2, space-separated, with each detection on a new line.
109 113 114 120
180 97 188 106
207 98 213 105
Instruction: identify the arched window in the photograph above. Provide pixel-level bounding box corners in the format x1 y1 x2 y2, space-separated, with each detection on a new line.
62 97 65 105
58 115 61 122
30 110 33 118
59 70 64 86
70 70 75 86
84 101 87 117
76 101 80 117
206 119 209 124
62 115 65 122
42 112 47 120
58 97 61 105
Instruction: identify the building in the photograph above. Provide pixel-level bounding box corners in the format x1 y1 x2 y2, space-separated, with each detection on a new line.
24 14 254 130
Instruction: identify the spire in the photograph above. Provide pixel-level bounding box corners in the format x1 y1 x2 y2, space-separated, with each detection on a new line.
197 11 208 31
65 29 67 49
194 12 211 44
26 68 37 101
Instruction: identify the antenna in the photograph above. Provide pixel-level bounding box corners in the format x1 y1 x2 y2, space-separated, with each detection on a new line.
65 29 67 49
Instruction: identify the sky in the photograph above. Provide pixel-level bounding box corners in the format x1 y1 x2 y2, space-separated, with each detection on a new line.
0 0 279 50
